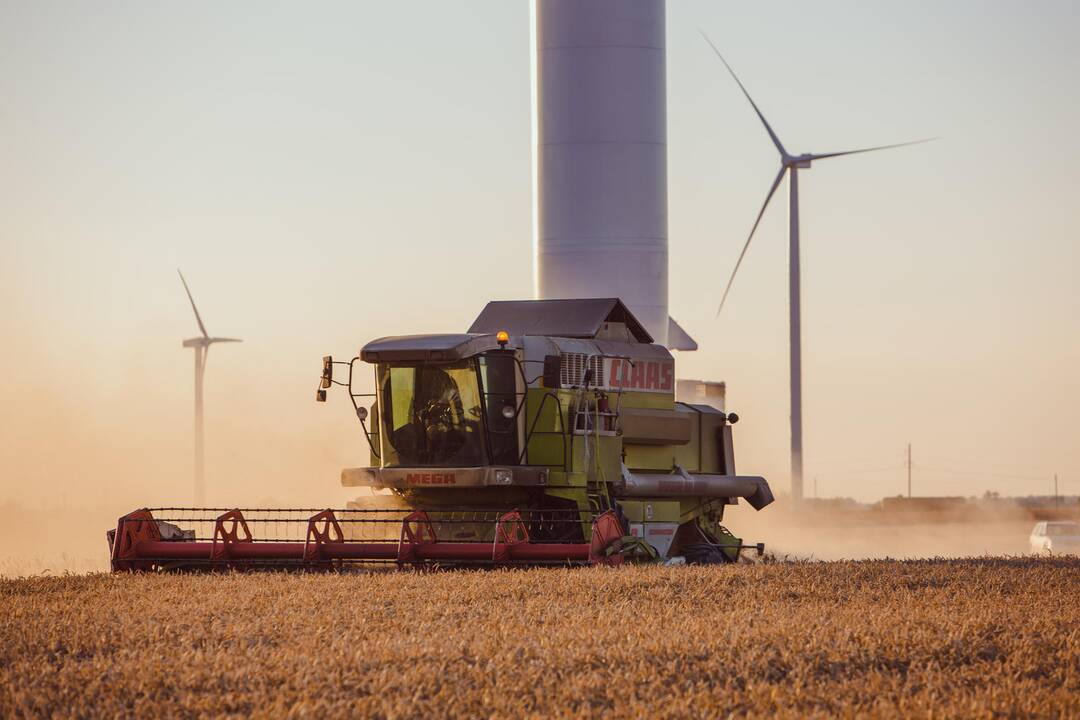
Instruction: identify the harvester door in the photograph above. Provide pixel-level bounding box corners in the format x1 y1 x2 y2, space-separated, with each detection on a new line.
479 353 522 465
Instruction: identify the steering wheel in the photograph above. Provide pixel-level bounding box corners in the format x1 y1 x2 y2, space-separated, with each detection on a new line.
418 398 453 427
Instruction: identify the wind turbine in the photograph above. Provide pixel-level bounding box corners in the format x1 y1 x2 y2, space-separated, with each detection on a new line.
701 32 932 503
178 270 241 505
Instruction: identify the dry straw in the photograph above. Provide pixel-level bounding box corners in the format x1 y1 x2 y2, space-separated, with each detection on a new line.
1 558 1077 718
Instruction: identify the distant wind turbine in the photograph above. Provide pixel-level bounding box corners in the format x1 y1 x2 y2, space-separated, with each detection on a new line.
701 32 933 503
179 270 241 505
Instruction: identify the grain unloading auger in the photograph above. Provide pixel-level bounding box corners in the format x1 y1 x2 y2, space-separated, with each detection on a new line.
109 299 773 571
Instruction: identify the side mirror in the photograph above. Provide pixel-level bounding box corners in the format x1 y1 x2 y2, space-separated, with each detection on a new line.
321 356 333 389
315 389 327 402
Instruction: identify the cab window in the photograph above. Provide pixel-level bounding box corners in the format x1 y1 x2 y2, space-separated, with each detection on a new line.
378 361 484 467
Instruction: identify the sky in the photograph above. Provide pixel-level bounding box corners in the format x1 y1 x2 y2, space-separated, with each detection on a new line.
0 0 1077 513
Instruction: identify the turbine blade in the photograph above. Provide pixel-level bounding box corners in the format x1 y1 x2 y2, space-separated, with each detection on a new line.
717 166 788 317
208 337 242 344
807 137 937 162
177 270 209 339
699 31 788 157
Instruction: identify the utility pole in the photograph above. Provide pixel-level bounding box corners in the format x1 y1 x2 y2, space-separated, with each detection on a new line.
1054 473 1059 500
907 443 912 498
813 476 818 499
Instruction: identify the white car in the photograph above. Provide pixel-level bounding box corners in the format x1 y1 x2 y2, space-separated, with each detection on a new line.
1029 521 1080 555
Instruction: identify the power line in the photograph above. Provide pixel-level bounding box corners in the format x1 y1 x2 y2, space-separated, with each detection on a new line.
805 465 906 478
810 461 1052 484
915 465 1048 482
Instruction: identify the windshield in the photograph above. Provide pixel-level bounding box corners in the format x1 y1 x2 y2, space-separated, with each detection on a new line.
378 361 484 467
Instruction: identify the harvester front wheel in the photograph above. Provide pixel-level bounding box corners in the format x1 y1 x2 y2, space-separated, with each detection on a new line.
671 520 741 565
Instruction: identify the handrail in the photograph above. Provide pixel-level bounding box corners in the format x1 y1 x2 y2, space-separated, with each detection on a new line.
345 356 380 460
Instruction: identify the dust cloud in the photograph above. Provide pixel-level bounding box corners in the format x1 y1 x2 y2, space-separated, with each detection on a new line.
732 498 1042 561
0 337 375 576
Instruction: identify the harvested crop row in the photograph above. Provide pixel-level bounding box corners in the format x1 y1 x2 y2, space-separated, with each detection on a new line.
1 558 1077 719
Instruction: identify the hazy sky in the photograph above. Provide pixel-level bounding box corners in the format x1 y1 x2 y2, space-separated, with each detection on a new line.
1 0 1077 511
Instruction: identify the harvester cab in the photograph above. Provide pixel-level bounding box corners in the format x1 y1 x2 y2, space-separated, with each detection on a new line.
108 298 771 571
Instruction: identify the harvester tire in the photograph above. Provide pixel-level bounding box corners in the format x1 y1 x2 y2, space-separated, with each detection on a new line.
607 536 660 563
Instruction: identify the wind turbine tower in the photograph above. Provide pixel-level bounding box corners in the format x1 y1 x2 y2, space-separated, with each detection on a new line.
531 0 697 351
178 270 241 505
702 33 932 502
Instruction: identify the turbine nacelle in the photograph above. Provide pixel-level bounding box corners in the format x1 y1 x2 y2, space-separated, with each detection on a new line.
182 337 242 349
786 154 813 169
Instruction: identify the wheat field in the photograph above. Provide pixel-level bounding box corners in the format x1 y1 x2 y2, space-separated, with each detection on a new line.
1 558 1077 719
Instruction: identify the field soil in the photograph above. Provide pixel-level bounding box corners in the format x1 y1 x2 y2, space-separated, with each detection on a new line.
1 558 1077 719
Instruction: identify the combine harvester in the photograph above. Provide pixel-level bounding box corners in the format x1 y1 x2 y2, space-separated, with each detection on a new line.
110 299 772 571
